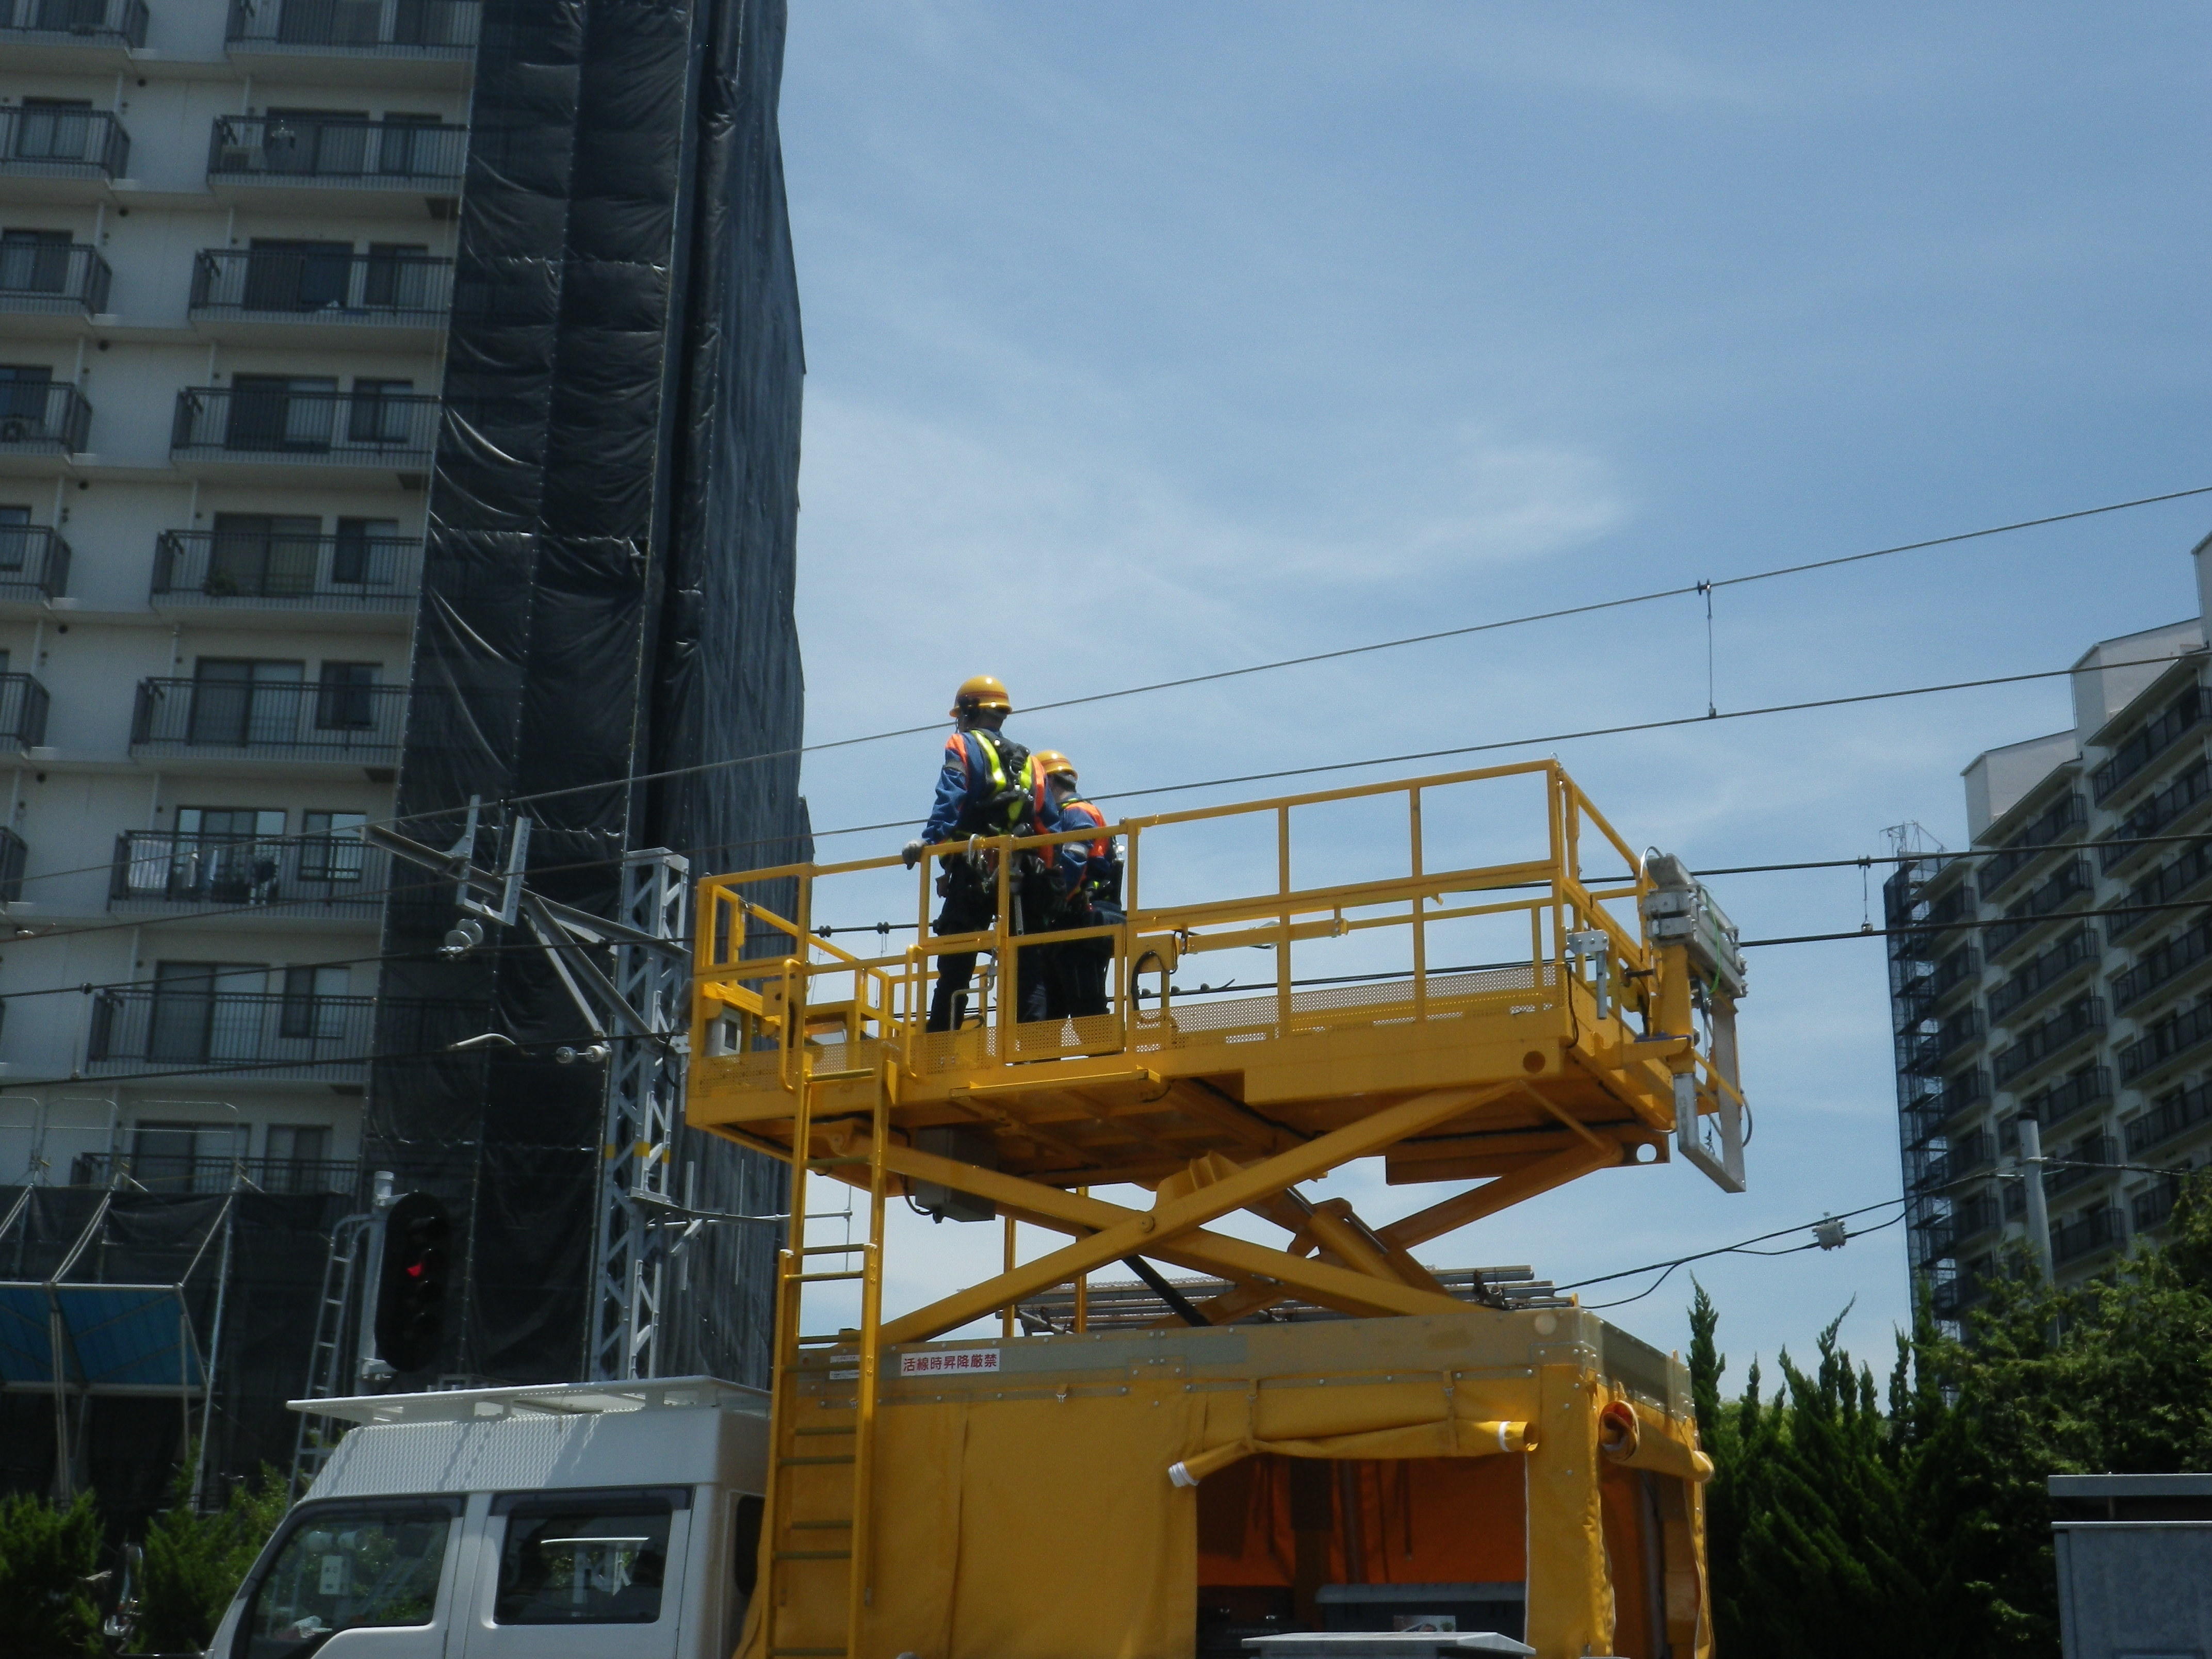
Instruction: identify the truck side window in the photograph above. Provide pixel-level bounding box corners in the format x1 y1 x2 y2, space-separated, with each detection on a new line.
733 1492 763 1598
239 1507 452 1658
494 1498 675 1625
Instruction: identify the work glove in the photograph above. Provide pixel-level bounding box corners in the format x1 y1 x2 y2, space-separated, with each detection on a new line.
901 839 926 869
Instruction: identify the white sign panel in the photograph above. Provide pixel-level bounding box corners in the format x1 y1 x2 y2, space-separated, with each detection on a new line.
898 1347 1002 1377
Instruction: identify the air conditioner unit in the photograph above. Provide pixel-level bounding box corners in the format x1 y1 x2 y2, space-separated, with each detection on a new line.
0 417 33 443
220 143 264 172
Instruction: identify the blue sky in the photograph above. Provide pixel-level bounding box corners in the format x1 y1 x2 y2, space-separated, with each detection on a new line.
773 4 2212 1373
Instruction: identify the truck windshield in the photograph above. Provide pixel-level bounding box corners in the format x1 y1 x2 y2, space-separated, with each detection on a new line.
241 1507 451 1657
495 1499 674 1624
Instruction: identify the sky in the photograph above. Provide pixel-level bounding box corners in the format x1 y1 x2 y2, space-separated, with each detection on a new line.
771 3 2212 1377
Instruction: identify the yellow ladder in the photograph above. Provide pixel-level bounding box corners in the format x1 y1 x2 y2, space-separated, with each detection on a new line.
760 1055 889 1659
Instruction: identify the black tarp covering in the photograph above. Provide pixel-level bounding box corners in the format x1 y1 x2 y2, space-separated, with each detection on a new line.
365 0 806 1390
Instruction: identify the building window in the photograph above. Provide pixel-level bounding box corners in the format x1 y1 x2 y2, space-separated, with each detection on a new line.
315 662 379 730
0 229 72 295
333 516 400 584
264 1124 332 1193
13 100 93 164
209 512 322 597
348 378 414 444
301 810 368 881
225 374 338 451
363 243 431 309
280 964 350 1039
0 503 30 573
149 961 269 1062
190 658 305 746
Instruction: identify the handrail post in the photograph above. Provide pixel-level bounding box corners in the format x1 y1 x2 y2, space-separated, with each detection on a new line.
1409 786 1426 1022
994 836 1012 1061
1276 805 1292 1033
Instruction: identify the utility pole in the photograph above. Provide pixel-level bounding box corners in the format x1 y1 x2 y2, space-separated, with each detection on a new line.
2018 1117 2054 1280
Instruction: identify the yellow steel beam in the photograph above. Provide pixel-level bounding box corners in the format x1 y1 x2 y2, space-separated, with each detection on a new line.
872 1141 1476 1342
1377 1140 1623 1251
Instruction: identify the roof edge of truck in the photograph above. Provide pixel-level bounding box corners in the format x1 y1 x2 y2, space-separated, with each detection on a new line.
290 1374 770 1425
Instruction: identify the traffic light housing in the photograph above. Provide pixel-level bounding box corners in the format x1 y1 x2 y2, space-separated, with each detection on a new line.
373 1191 450 1374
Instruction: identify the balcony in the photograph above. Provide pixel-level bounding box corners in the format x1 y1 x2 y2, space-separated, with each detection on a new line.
0 0 148 57
188 247 454 347
152 528 422 616
226 0 479 86
2051 1205 2125 1267
2046 1133 2116 1198
206 115 466 209
1987 857 2093 958
1906 1005 1983 1075
2019 1065 2112 1133
2119 995 2212 1086
1977 792 2086 900
2092 682 2212 805
2132 1177 2184 1234
130 676 405 764
0 241 111 325
1931 1192 2002 1259
170 386 437 482
1987 925 2098 1024
0 382 92 463
109 828 391 918
0 108 130 199
85 987 463 1081
2112 913 2212 1016
0 524 71 604
1992 995 2105 1087
2099 756 2212 875
1935 1066 1989 1123
2126 1080 2212 1159
2115 840 2212 945
0 673 51 754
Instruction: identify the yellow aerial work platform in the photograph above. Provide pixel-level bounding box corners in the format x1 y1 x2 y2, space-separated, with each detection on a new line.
687 759 1746 1659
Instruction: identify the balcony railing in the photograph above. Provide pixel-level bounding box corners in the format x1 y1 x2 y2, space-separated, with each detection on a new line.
1931 1192 2002 1259
86 988 468 1079
153 528 422 611
207 115 466 188
189 247 454 327
1987 925 2098 1024
1977 792 2086 900
1991 994 2105 1087
2120 995 2212 1086
2019 1065 2112 1132
2127 1079 2212 1159
1930 947 1980 1002
0 672 51 753
2112 913 2212 1015
2115 840 2212 944
70 1151 361 1195
1988 857 2093 957
2046 1133 2116 1198
0 241 110 315
0 524 70 602
0 0 149 46
226 0 480 55
0 382 91 453
1907 1006 1983 1075
170 386 437 466
2132 1176 2185 1234
130 676 405 761
2051 1205 2125 1266
0 106 129 179
1937 1066 1989 1123
2100 756 2212 874
110 828 391 915
2094 684 2212 804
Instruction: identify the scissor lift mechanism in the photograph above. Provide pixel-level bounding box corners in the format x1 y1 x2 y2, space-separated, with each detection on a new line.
685 759 1746 1659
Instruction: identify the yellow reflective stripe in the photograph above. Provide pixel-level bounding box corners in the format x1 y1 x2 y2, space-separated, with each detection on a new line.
974 732 1007 794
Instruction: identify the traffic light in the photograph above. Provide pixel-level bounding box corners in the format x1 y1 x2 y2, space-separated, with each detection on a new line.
373 1191 450 1374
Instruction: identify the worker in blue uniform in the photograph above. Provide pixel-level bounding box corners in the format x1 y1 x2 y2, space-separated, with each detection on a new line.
902 674 1036 1031
1031 751 1123 1020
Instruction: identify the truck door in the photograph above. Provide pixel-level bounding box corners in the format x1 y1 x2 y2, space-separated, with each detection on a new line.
225 1495 464 1659
460 1486 693 1659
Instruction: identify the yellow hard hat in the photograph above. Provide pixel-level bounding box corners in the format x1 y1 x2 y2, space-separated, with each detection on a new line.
950 674 1011 718
1031 749 1076 782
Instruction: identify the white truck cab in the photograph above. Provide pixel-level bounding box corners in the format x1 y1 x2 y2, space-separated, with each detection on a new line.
206 1377 768 1659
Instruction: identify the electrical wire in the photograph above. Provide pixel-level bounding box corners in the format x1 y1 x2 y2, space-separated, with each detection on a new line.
1551 1198 1910 1310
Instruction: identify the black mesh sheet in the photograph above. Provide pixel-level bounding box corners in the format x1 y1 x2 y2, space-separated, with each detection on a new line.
365 0 806 1393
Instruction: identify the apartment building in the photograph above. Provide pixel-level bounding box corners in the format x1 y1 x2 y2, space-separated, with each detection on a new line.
0 0 808 1507
0 0 476 1195
1886 535 2212 1325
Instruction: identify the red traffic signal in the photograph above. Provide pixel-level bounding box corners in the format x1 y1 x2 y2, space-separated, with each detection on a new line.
373 1191 451 1375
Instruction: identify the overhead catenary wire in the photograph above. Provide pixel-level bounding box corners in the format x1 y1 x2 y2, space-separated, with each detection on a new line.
0 479 2178 906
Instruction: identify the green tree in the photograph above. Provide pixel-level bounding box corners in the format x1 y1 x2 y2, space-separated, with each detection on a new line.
133 1461 291 1653
0 1488 104 1659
